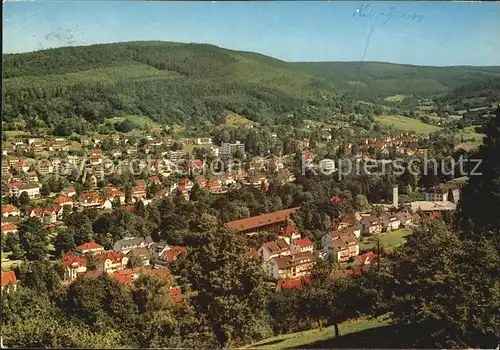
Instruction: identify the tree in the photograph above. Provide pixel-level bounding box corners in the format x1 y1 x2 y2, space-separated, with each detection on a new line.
379 221 499 348
455 106 500 240
134 200 146 217
19 191 30 206
54 229 75 257
40 184 51 197
173 228 270 348
18 217 48 261
14 260 62 295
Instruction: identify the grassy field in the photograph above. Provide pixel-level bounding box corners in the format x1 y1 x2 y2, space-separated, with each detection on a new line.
245 315 391 349
5 130 30 137
375 115 442 134
383 94 407 103
182 143 213 154
455 126 485 150
108 115 158 128
226 113 254 127
359 229 412 251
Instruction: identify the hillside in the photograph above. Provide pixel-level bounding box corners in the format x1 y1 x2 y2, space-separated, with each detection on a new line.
294 61 500 100
3 41 500 135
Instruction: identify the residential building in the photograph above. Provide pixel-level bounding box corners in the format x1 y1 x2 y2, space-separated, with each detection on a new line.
61 186 77 198
2 204 20 218
194 137 212 145
279 225 301 244
76 242 105 255
353 251 377 266
2 223 18 235
267 251 316 280
149 241 171 260
379 214 401 232
358 215 382 235
113 236 153 254
224 207 300 235
63 251 88 280
275 276 311 292
54 194 74 208
220 141 245 158
95 251 128 274
258 239 291 263
290 237 314 254
127 247 151 266
324 232 359 263
8 182 40 199
425 184 460 204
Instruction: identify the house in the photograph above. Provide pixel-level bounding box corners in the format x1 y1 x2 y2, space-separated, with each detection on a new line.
149 241 171 260
358 215 382 235
162 247 187 263
379 214 401 232
63 251 88 280
354 251 377 266
26 171 39 183
290 237 314 254
267 251 316 280
327 233 359 263
28 207 44 220
338 217 358 230
279 225 301 244
61 186 77 198
8 182 41 199
425 183 460 204
1 271 18 293
80 192 102 209
246 248 259 258
275 276 311 292
224 207 300 235
258 239 291 263
397 211 414 228
113 236 153 254
2 204 20 218
38 160 54 175
111 149 122 158
15 160 31 173
105 187 126 204
2 223 18 235
54 194 74 208
76 242 105 255
193 137 212 145
43 208 57 224
342 225 361 238
95 251 128 274
206 181 223 193
127 247 151 266
131 186 147 202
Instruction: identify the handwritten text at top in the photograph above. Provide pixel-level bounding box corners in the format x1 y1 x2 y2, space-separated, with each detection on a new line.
353 4 424 26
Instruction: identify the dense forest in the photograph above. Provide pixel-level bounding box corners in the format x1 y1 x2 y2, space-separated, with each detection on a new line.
3 41 500 135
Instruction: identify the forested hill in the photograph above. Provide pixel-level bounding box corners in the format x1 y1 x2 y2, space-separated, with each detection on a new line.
293 61 500 99
3 41 500 134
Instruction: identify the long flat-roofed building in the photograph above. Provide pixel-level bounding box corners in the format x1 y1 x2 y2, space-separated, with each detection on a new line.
224 207 299 235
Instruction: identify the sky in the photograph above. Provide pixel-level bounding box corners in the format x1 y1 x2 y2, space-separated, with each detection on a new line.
3 1 500 66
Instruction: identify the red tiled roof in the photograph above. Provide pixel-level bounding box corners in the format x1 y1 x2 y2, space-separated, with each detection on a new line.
2 224 18 232
169 287 182 302
225 207 299 233
1 271 17 287
164 247 187 262
76 242 103 251
62 251 87 268
2 204 19 213
78 270 103 279
132 186 146 193
358 251 377 265
81 192 100 202
276 276 311 291
95 251 126 263
294 237 313 248
54 195 73 204
341 217 358 226
246 248 258 257
282 225 296 236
